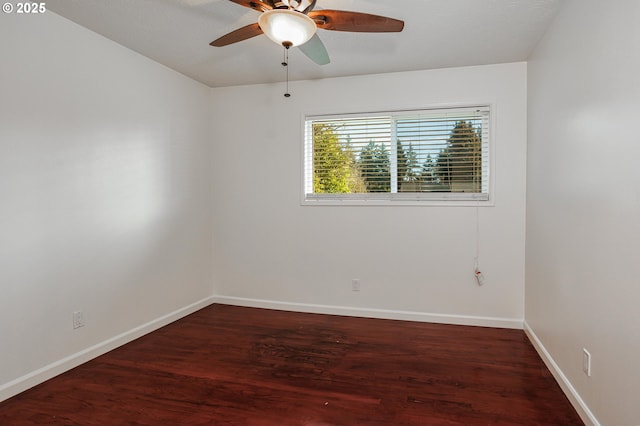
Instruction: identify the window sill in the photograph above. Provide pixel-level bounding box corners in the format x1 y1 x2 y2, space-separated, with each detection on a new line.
302 193 493 207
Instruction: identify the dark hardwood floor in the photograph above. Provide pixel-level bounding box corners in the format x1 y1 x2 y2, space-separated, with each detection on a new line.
0 304 583 425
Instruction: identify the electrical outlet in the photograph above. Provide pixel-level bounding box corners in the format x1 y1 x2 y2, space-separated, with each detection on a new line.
73 311 85 329
351 278 360 292
582 348 591 377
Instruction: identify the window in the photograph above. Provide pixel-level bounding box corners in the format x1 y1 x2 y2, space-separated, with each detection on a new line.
303 106 491 204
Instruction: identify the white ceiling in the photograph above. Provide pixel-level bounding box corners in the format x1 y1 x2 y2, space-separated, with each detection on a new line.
47 0 562 88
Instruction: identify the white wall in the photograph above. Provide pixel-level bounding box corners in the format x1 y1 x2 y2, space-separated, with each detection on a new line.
0 12 213 400
211 63 527 327
526 1 640 425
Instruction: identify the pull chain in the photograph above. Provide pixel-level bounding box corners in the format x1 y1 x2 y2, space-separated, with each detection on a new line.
282 43 291 97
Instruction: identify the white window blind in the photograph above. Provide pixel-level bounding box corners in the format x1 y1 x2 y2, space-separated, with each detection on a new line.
304 106 491 204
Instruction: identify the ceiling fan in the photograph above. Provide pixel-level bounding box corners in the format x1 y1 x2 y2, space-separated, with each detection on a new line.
210 0 404 65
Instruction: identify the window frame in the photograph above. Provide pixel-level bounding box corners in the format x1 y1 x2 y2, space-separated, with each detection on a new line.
301 104 495 207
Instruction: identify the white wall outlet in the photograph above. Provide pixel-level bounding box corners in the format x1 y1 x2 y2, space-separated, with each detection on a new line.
582 348 591 377
73 311 85 329
351 278 360 292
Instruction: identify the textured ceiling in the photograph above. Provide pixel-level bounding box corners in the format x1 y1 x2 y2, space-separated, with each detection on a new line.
47 0 562 88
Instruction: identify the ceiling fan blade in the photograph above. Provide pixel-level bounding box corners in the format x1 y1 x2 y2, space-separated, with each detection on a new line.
210 23 263 47
308 10 404 32
228 0 272 12
298 34 330 65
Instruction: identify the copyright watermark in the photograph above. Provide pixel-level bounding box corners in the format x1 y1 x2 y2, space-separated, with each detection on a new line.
3 2 47 13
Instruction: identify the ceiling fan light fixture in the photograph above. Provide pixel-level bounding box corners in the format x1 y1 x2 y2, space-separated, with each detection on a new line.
258 9 317 47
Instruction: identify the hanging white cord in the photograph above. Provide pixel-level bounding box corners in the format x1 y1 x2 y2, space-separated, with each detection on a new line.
474 204 485 286
475 204 480 266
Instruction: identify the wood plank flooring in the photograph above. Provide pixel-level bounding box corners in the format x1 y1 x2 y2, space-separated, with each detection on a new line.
0 304 583 425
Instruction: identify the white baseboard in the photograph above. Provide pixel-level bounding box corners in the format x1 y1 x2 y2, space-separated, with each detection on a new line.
2 295 596 425
524 321 600 426
212 295 524 329
0 296 215 403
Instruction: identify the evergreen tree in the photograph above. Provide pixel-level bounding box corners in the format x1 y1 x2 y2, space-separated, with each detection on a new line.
397 140 421 191
396 139 408 187
359 141 390 192
432 121 482 192
420 154 438 189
